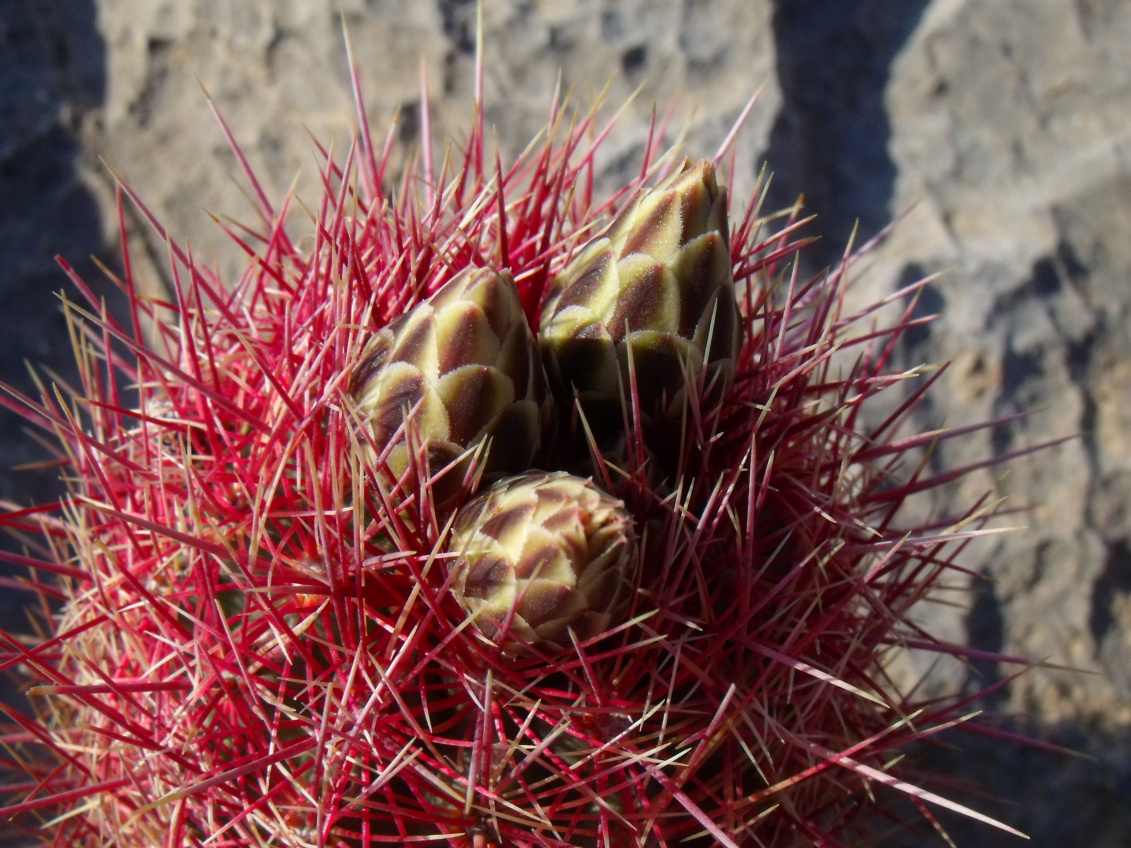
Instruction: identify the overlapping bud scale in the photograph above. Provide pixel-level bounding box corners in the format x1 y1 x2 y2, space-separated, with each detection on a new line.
539 159 743 437
445 472 637 655
348 267 553 505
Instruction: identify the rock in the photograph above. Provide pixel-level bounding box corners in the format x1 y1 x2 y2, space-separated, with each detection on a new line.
848 2 1131 842
88 0 777 282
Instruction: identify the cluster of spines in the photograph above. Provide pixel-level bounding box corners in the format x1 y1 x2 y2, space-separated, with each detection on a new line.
0 47 1036 848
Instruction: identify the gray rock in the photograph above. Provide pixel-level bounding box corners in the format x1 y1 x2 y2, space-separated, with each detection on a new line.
861 2 1131 842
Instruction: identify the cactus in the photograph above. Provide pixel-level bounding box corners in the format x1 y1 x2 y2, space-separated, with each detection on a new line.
0 46 1034 848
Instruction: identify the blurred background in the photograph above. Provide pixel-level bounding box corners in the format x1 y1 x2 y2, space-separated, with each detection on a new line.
3 1 1129 844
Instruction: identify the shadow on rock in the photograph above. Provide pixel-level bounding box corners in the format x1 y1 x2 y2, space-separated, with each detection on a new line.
878 718 1130 848
763 0 930 270
0 1 108 713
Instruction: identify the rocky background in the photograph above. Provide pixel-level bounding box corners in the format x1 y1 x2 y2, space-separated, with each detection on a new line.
3 1 1130 845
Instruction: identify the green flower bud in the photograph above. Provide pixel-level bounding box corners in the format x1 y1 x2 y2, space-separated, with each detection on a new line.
349 268 553 507
539 159 742 438
445 472 637 655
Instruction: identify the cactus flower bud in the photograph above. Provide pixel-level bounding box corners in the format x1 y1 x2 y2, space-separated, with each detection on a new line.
349 267 553 506
539 159 742 439
445 471 637 655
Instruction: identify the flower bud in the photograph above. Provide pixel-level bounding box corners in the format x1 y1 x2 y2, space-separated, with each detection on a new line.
539 160 741 438
445 472 637 655
349 268 552 506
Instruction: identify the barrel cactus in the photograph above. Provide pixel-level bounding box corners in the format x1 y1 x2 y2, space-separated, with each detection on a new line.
0 42 1031 848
